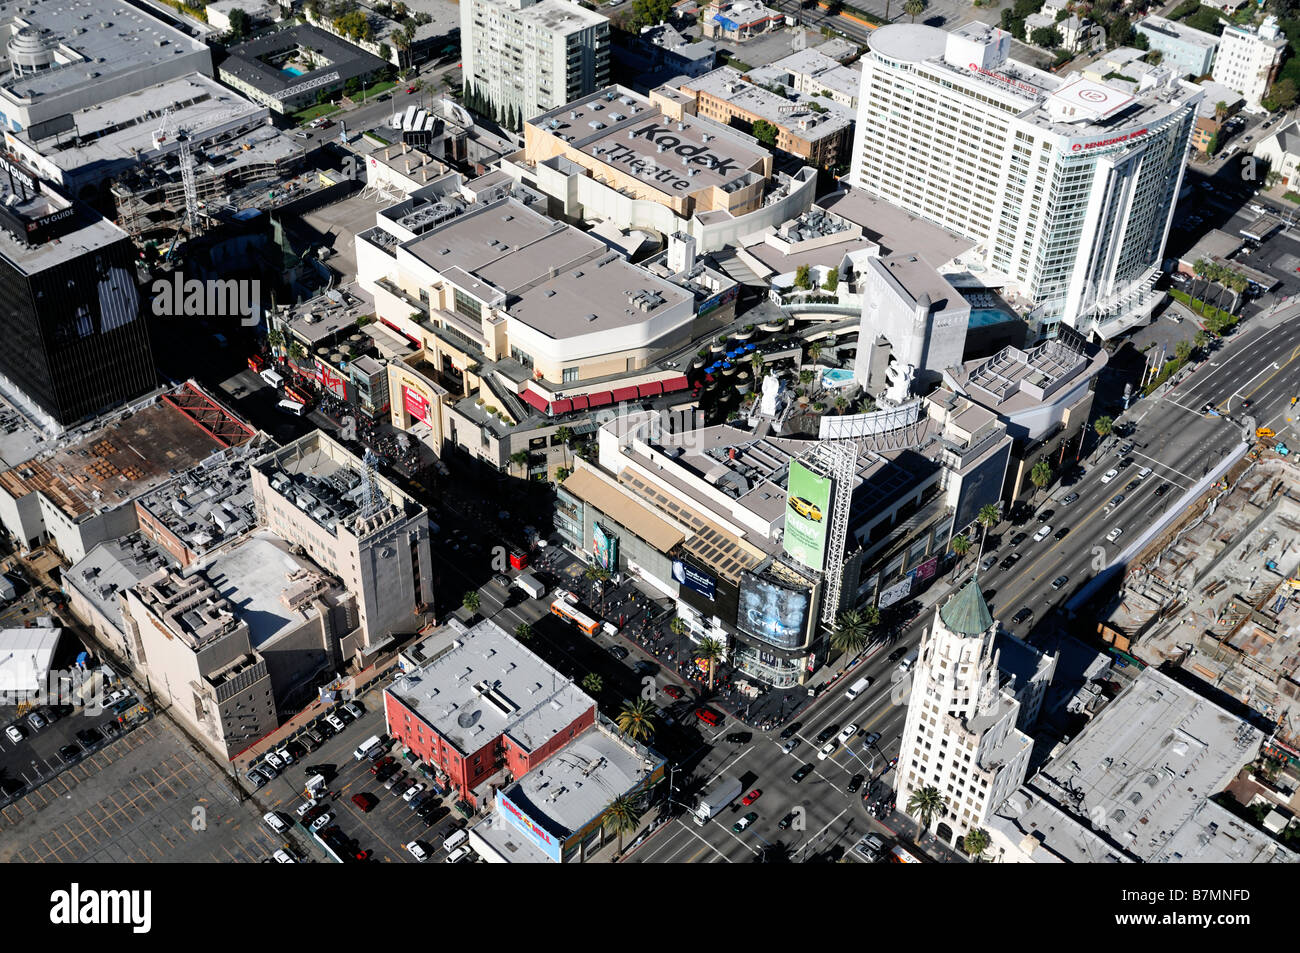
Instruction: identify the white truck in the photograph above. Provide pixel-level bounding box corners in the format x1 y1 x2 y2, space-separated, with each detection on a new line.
514 573 546 600
693 775 742 826
898 648 919 673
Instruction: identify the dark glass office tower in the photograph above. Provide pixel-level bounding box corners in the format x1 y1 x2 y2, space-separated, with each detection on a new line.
0 160 155 427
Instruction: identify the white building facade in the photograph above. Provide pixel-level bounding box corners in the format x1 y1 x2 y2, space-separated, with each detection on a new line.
896 580 1037 849
1212 16 1288 110
850 22 1202 340
460 0 610 126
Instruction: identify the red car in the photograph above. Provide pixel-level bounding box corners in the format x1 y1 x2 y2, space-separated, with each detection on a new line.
351 792 377 813
695 707 722 727
662 684 684 700
370 756 395 775
406 86 416 93
741 789 762 806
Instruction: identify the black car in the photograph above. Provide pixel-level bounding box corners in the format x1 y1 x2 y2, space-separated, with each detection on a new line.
58 743 82 765
1124 479 1140 492
778 811 797 830
999 553 1021 571
779 721 802 740
1154 483 1172 498
1108 493 1125 507
75 728 103 748
1012 607 1034 625
887 647 907 663
1051 575 1069 590
1009 532 1027 547
1037 509 1054 524
791 764 814 784
608 646 629 661
847 774 865 794
100 720 120 737
1119 457 1134 469
725 731 752 744
1062 492 1079 505
816 724 840 745
1053 527 1070 541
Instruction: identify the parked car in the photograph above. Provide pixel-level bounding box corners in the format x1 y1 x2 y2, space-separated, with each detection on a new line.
1108 494 1125 508
1009 532 1027 547
695 707 723 727
791 763 814 783
662 684 684 700
847 774 865 794
26 712 45 731
58 744 82 765
5 725 23 744
325 714 346 732
608 646 629 661
732 811 758 832
273 849 296 863
406 840 429 862
1012 607 1034 625
310 812 333 832
263 811 289 835
403 783 427 803
1037 509 1054 524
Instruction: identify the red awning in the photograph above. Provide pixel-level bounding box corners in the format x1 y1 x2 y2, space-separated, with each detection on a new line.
637 380 664 398
587 391 613 408
612 386 639 403
570 394 589 411
550 398 573 415
661 375 689 393
520 388 549 412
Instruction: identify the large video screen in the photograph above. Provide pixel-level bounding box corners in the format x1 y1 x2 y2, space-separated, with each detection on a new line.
737 570 811 650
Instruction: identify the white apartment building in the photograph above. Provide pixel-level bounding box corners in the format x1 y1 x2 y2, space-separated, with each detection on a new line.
895 580 1053 849
1212 16 1288 110
460 0 610 126
850 22 1202 340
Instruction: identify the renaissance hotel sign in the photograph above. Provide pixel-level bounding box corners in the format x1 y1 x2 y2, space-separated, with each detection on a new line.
1069 127 1148 153
597 122 742 192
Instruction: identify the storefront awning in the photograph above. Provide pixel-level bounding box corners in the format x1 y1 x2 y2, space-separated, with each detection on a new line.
611 386 640 403
520 388 549 412
587 391 613 408
637 381 663 398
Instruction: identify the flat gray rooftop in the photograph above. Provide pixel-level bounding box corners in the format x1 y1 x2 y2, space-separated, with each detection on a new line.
67 533 174 635
198 531 325 649
679 68 851 142
817 189 975 267
386 617 595 757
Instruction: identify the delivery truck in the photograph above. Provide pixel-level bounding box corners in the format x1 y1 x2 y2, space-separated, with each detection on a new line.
693 775 742 826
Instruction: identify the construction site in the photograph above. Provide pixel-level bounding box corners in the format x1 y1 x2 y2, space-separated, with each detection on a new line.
1099 434 1300 774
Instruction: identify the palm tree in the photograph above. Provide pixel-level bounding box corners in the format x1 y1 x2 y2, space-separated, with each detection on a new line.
602 793 642 853
617 698 658 742
855 395 876 414
669 616 689 638
555 426 573 470
1214 100 1228 122
750 352 765 379
582 672 603 696
807 342 822 366
1193 329 1208 352
833 394 850 415
1029 459 1052 496
963 827 990 861
974 502 1000 569
830 609 871 654
906 785 948 838
697 637 724 689
514 622 532 642
462 590 480 614
950 533 971 579
267 328 284 353
904 0 926 21
509 449 529 476
1093 415 1113 440
584 565 611 583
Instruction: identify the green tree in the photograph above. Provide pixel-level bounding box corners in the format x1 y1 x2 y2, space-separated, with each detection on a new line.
288 340 307 363
697 637 725 690
830 607 879 654
750 352 766 378
807 341 822 365
462 590 480 614
669 616 689 638
1193 329 1208 352
1107 14 1132 47
1030 459 1053 493
1264 78 1298 112
617 698 658 742
582 672 603 696
228 8 251 37
513 622 532 641
1175 339 1193 365
751 118 779 148
855 395 876 414
509 449 529 475
555 466 572 482
906 785 948 837
975 502 1000 566
555 425 573 470
584 565 612 583
794 263 813 290
951 533 971 579
964 827 990 861
822 269 839 293
1093 415 1114 439
903 0 926 22
267 328 284 352
1030 25 1061 48
602 793 642 853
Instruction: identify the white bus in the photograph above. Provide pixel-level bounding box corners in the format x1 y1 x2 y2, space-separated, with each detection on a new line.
260 368 284 388
278 399 305 416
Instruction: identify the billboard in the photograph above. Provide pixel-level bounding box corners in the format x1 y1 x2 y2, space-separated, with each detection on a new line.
737 571 811 650
593 524 618 571
497 790 562 863
784 461 832 572
952 440 1010 535
913 556 938 583
403 385 430 424
878 576 912 609
672 558 716 600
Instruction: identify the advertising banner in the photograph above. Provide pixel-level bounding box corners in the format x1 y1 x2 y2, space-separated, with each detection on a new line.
672 558 716 600
403 385 429 424
593 523 618 571
497 791 561 863
913 556 938 583
878 576 913 609
317 361 348 400
737 571 811 649
783 460 832 572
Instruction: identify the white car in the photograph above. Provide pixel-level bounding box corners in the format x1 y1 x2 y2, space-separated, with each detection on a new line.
263 812 288 835
295 798 319 818
446 845 472 863
1033 525 1052 542
838 724 857 744
1106 527 1123 543
403 783 426 802
263 750 284 770
406 840 429 862
1101 468 1119 484
106 689 131 704
274 746 294 765
309 812 333 832
4 725 22 744
273 849 296 863
325 714 346 732
817 741 837 760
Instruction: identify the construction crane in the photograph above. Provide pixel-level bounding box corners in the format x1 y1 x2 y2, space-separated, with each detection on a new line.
153 107 202 260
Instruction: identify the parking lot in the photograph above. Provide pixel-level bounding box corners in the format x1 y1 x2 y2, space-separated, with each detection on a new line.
0 718 278 863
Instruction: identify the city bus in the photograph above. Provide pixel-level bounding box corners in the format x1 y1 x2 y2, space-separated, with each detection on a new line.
890 844 923 863
284 384 313 406
550 598 600 636
248 354 266 373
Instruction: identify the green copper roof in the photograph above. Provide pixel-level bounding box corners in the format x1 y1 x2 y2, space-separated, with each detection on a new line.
939 578 994 636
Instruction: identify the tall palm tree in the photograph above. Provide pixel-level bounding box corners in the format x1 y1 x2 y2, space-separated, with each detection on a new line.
830 609 871 654
904 0 925 21
906 785 948 838
555 426 573 470
669 616 689 638
1029 460 1052 497
963 827 990 862
513 622 532 642
833 394 850 415
974 503 1000 570
602 793 642 853
1093 415 1113 440
807 342 822 366
750 352 765 379
697 637 724 689
617 698 658 742
462 590 480 614
1214 100 1228 122
509 449 529 476
950 533 971 579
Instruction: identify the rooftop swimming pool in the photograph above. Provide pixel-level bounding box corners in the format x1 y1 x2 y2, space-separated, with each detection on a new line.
822 368 856 388
969 307 1019 329
283 66 304 76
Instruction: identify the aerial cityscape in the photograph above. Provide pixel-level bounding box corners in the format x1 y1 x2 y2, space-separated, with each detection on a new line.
1 0 1299 877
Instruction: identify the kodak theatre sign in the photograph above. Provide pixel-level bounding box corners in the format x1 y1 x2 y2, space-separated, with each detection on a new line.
596 123 741 192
